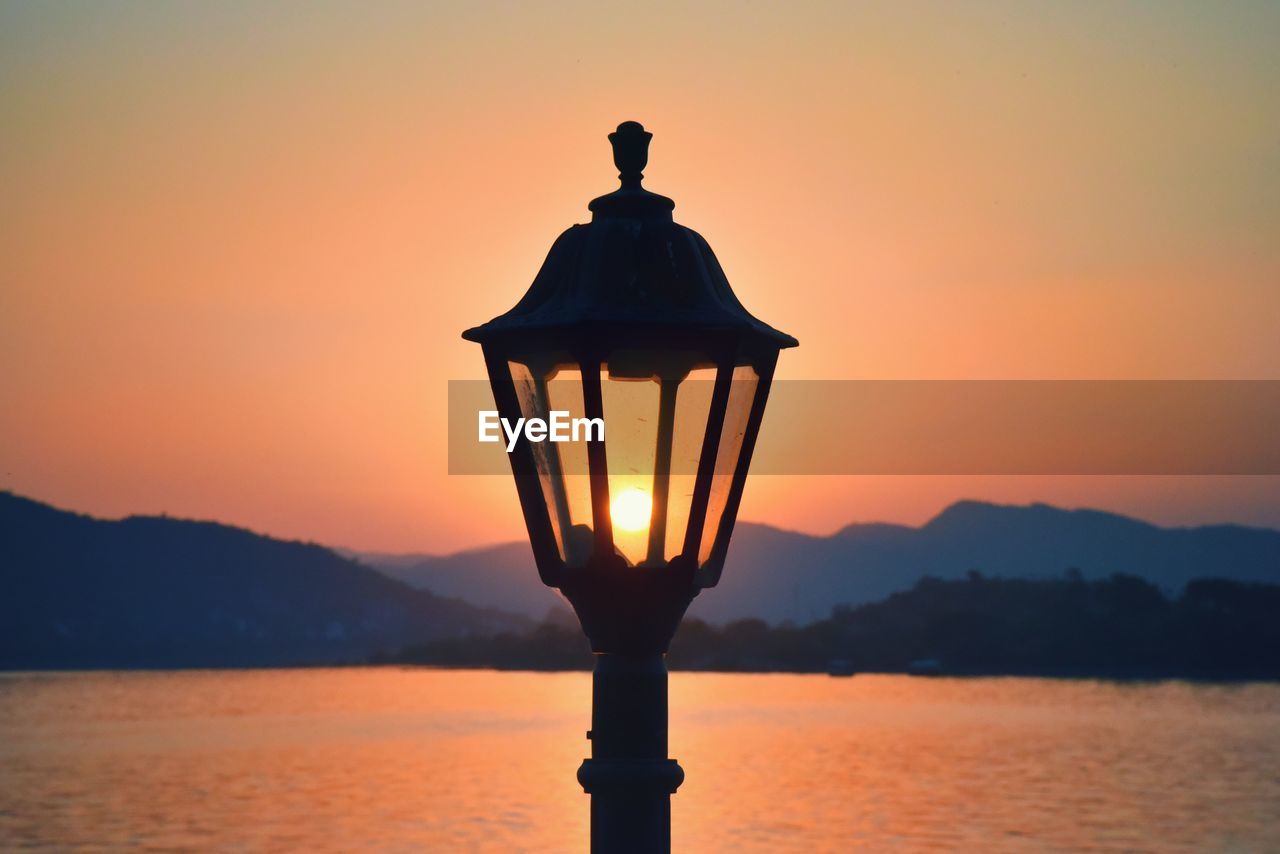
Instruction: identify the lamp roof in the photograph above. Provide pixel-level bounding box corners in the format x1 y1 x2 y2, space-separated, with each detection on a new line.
462 122 798 350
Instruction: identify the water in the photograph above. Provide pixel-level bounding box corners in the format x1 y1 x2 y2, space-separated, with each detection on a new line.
1 670 1277 852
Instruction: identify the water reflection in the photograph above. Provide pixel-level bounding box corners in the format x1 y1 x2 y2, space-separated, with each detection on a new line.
1 670 1277 851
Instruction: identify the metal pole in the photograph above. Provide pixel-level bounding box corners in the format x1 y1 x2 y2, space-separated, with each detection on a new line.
577 653 684 853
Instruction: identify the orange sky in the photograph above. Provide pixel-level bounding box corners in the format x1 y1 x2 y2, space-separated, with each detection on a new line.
2 2 1279 552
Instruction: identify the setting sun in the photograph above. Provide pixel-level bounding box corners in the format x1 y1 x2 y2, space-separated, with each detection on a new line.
611 488 652 533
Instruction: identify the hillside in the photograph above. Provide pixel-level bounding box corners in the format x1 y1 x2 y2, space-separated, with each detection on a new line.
0 492 525 669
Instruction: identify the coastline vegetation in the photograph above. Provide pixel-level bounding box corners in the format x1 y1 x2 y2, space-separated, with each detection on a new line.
377 573 1280 679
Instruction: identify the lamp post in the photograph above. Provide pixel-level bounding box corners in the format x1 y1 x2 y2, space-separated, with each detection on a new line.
463 121 796 853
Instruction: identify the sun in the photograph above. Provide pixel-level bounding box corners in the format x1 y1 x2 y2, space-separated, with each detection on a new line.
611 487 652 533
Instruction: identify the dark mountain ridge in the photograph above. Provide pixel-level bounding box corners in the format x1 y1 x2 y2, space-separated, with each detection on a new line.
5 490 1277 670
0 492 524 669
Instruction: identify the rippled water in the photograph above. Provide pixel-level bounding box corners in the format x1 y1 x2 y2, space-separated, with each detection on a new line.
1 669 1277 851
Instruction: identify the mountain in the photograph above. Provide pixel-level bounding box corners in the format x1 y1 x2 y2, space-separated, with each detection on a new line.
0 492 525 669
353 501 1280 625
6 489 1277 663
353 542 558 618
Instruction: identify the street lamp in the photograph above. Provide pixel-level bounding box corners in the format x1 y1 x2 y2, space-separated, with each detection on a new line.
463 121 796 853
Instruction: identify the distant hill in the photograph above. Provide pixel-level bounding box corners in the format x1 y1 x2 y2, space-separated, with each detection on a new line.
345 542 559 618
6 490 1277 668
353 501 1280 625
0 492 525 669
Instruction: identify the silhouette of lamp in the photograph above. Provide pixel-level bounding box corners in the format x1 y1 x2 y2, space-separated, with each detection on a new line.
463 121 796 853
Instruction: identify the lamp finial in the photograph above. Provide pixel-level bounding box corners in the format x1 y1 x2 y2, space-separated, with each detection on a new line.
609 121 651 189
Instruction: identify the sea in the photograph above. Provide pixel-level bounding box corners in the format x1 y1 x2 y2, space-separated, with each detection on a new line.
1 669 1277 851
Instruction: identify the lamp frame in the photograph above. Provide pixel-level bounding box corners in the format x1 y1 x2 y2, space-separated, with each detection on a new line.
480 327 777 653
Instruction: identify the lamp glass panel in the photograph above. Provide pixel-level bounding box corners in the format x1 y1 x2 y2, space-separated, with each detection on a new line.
697 364 760 565
508 359 594 566
601 374 657 565
603 350 716 566
665 367 717 561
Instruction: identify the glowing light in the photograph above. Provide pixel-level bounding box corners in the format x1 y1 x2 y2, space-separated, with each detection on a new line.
611 487 652 533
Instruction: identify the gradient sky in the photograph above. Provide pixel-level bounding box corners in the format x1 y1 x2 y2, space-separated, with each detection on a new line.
3 1 1279 552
